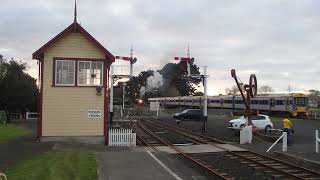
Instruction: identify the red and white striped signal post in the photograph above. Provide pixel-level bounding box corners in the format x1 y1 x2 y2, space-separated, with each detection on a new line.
174 46 209 132
115 48 137 77
174 45 193 76
110 46 138 120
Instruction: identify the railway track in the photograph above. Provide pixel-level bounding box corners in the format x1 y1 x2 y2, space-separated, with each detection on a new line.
142 118 225 144
140 118 320 180
225 151 320 180
129 120 163 148
130 120 234 180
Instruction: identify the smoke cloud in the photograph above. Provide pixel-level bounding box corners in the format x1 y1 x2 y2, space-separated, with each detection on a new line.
140 71 164 97
140 86 146 97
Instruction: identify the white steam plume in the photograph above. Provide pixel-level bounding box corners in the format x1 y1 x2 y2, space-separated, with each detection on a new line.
140 72 163 97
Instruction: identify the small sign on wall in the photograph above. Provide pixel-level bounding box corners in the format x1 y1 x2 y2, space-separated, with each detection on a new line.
88 110 101 119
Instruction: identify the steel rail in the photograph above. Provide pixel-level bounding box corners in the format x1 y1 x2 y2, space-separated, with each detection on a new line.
143 118 320 179
142 118 225 143
239 151 320 177
129 121 158 151
138 120 233 180
142 120 211 145
228 152 305 179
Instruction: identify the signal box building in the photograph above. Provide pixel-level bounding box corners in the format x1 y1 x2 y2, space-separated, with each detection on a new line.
32 15 114 144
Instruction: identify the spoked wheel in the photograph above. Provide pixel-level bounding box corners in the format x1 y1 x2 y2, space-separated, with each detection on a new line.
249 74 257 97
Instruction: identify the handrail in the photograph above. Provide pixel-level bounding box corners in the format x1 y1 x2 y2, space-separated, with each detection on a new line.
266 132 287 152
316 130 320 153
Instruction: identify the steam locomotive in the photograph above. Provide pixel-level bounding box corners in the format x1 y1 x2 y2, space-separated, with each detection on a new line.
149 93 308 117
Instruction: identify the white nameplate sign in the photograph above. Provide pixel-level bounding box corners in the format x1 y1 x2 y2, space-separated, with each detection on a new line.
88 110 101 119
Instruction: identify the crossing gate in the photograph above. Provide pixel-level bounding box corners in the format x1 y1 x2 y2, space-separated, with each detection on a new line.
108 128 136 146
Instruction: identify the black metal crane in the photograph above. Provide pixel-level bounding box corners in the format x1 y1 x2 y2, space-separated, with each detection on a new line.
231 69 258 125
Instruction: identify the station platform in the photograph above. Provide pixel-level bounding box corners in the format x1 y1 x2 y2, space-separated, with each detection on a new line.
156 143 246 154
96 147 206 180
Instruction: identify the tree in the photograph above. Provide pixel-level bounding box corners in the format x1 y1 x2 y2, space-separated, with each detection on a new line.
194 91 204 96
0 57 38 122
124 60 202 103
125 70 154 102
225 85 241 95
0 54 4 62
308 90 320 105
259 85 273 94
158 59 201 96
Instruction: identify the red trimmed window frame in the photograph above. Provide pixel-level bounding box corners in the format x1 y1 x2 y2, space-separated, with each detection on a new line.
52 57 106 87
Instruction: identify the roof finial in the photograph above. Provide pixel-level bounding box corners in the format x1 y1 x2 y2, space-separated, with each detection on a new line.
187 43 190 58
130 44 133 58
74 0 77 23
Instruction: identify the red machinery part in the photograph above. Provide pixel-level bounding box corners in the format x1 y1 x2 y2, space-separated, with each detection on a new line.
174 57 192 61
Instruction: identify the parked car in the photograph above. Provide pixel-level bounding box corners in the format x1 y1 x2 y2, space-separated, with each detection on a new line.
173 109 203 121
228 115 273 131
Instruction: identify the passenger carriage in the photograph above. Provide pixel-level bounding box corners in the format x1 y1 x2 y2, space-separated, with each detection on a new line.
149 93 308 117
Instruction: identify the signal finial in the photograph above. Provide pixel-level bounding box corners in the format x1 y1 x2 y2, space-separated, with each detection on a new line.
74 0 77 23
187 43 190 58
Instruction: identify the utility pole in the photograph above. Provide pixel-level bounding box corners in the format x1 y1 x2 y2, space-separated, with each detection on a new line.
130 45 134 78
288 84 291 93
187 44 191 77
110 47 138 122
122 82 125 118
203 66 208 132
110 66 114 125
174 46 209 132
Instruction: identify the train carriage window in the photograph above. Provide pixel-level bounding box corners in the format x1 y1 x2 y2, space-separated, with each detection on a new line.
224 100 233 104
280 100 284 105
294 97 308 106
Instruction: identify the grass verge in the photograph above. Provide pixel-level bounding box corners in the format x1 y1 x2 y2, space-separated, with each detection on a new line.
0 124 31 143
5 151 97 180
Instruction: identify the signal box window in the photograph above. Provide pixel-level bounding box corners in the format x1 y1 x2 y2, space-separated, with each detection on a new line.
78 61 103 86
55 60 75 86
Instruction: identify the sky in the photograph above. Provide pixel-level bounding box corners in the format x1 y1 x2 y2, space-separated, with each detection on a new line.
1 0 320 95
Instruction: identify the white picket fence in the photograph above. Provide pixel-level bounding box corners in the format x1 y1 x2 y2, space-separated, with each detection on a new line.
108 128 136 147
26 112 38 120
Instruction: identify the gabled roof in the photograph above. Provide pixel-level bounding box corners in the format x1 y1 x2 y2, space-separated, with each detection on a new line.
32 22 114 61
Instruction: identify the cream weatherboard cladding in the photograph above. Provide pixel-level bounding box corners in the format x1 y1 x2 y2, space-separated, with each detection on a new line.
42 32 105 136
